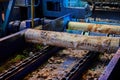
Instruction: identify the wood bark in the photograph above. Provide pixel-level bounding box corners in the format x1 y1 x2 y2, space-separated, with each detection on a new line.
68 22 120 35
25 29 120 53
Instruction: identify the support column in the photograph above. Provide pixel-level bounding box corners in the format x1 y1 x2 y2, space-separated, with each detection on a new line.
2 0 16 36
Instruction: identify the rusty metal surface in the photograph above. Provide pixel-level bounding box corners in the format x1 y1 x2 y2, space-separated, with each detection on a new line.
99 48 120 80
25 29 119 53
68 22 120 35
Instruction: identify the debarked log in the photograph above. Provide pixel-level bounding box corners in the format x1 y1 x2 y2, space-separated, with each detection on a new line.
68 22 120 35
25 29 120 53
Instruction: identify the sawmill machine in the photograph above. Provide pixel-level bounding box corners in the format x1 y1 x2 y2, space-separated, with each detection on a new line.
0 0 92 37
0 0 120 79
42 0 91 18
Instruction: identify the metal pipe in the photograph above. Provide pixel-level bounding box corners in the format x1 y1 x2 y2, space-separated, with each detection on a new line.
31 0 34 28
68 22 120 35
25 29 120 53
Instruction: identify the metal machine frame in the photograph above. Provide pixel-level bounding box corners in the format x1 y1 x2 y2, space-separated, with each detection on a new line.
42 0 91 18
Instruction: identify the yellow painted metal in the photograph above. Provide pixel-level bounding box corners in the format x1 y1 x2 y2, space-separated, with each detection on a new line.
25 29 120 53
31 0 35 28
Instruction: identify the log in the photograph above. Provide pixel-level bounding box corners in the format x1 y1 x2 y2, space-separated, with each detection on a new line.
25 29 120 53
68 22 120 35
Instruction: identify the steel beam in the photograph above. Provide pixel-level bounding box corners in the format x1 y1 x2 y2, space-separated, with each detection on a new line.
25 29 120 53
68 22 120 35
1 0 16 36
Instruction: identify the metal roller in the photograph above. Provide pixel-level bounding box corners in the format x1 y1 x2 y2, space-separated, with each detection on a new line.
68 22 120 35
25 29 120 53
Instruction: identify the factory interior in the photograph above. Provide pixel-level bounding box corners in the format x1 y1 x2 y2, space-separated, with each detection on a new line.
0 0 120 80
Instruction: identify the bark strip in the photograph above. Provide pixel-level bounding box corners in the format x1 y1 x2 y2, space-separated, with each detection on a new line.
25 29 120 53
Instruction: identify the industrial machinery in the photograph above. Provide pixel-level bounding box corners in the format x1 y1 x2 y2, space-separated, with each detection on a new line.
0 0 120 80
3 0 120 37
0 0 92 37
42 0 91 18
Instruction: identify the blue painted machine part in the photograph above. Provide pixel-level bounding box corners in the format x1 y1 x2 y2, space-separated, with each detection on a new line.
42 0 91 19
26 18 41 28
15 0 40 7
15 0 40 19
8 20 21 34
0 0 16 37
0 2 8 36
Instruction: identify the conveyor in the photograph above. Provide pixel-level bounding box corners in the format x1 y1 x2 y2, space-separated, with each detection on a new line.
0 28 119 80
0 0 120 80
